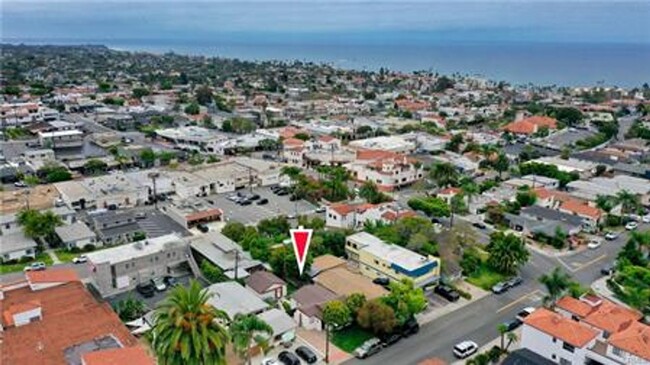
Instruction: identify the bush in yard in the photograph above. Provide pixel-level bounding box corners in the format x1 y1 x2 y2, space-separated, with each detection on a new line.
357 299 397 335
19 256 32 264
201 260 228 283
83 244 96 252
460 247 482 276
69 246 82 254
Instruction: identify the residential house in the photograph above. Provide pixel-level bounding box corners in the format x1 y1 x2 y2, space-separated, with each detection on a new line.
245 270 287 301
312 255 387 300
91 211 141 244
0 206 76 236
0 233 37 262
521 295 650 365
86 233 190 297
345 232 441 288
502 116 558 136
0 269 153 365
346 149 424 191
165 197 223 229
257 308 297 347
291 284 339 331
189 231 264 279
55 173 149 210
54 221 99 250
205 281 269 319
348 136 416 154
325 201 416 229
38 129 84 149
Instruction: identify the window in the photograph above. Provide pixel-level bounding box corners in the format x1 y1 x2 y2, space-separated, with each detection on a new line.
553 337 557 343
612 346 622 357
562 342 575 353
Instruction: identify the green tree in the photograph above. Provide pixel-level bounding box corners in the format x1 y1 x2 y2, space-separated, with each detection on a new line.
132 87 150 99
515 189 537 207
539 267 573 308
229 313 273 365
357 299 398 335
114 296 147 321
461 182 479 206
407 196 451 218
429 162 459 188
322 300 351 363
259 138 281 151
139 148 156 167
615 190 641 215
319 166 350 202
200 260 228 283
595 195 616 213
493 153 510 179
445 133 464 153
269 245 312 283
17 209 63 244
221 221 247 242
184 102 200 115
359 181 391 204
152 280 230 365
83 159 108 175
486 232 530 275
383 279 427 325
344 293 367 319
195 85 214 105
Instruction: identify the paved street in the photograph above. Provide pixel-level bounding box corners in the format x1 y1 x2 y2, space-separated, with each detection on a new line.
344 225 646 364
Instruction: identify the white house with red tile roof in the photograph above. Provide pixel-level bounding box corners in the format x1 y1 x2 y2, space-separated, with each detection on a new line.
521 295 650 365
502 115 558 136
325 201 415 229
345 149 424 191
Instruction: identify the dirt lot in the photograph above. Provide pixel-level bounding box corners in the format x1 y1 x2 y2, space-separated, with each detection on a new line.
0 185 58 214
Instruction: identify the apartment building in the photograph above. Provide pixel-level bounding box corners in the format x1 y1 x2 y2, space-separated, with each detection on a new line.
521 295 650 365
325 201 416 229
345 232 441 288
38 129 84 149
346 150 424 191
86 233 190 297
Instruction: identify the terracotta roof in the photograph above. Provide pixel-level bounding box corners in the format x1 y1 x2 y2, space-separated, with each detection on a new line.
329 202 376 216
607 321 650 361
81 346 155 365
556 296 594 318
503 116 558 135
524 308 598 347
245 270 286 294
314 267 387 300
283 138 305 147
582 299 642 334
26 268 79 284
381 209 417 222
559 199 602 220
355 149 398 161
1 281 138 365
312 254 346 273
185 208 223 222
319 135 336 143
3 300 41 327
279 127 303 139
439 187 461 195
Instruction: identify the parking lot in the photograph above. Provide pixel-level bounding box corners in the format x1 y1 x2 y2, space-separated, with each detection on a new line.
205 186 320 225
107 274 195 309
540 128 597 148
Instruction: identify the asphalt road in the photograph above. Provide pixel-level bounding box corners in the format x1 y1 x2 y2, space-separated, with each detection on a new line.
344 226 646 365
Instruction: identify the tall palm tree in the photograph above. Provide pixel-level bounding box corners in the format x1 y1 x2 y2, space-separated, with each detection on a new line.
497 323 508 350
461 182 479 206
595 194 615 213
505 332 519 351
429 162 459 188
229 313 273 365
487 232 530 275
539 267 572 308
615 190 641 215
152 280 230 365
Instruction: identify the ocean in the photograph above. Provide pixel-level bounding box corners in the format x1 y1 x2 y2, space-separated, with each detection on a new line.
10 37 650 88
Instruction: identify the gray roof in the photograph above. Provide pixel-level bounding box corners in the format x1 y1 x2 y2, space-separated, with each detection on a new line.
520 206 585 227
86 233 186 265
55 222 96 243
257 308 296 337
205 281 268 318
0 232 37 255
246 270 286 294
292 284 338 308
92 211 136 226
505 213 578 237
189 231 262 277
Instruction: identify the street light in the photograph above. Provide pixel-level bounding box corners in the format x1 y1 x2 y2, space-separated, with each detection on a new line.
148 172 160 209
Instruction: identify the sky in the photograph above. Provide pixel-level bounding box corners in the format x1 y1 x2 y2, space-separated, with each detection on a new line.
3 1 650 45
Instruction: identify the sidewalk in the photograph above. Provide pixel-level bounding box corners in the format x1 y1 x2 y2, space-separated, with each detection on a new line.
591 277 627 307
526 241 585 258
46 249 61 264
451 329 522 365
417 281 490 324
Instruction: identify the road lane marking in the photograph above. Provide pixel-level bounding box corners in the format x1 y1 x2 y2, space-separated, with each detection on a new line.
573 254 607 272
496 290 542 314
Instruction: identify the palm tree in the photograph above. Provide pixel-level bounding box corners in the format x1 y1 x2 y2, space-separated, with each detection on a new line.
429 162 459 188
486 232 530 275
505 331 519 351
498 323 508 350
539 267 572 308
152 280 230 365
615 190 641 215
461 181 479 206
595 194 615 213
493 152 509 179
229 313 273 365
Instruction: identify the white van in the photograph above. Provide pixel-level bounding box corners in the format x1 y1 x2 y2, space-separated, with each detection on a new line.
453 340 478 359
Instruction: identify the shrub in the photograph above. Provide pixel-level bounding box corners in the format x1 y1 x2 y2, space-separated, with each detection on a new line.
605 214 622 227
19 256 33 264
83 244 96 252
69 246 82 254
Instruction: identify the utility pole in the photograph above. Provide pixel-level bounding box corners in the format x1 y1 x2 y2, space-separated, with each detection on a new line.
232 249 241 281
148 172 160 209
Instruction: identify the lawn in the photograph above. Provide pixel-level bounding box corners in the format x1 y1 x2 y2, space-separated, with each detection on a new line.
0 252 54 274
331 325 374 353
54 249 79 263
466 264 506 291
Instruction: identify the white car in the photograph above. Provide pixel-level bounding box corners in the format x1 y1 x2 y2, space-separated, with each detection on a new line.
23 262 46 271
151 277 167 291
516 307 536 321
587 239 602 249
625 221 639 231
642 215 650 223
453 340 478 359
604 231 619 241
72 255 88 264
261 359 280 365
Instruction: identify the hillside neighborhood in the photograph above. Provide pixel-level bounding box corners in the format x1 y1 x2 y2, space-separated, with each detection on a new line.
1 44 649 365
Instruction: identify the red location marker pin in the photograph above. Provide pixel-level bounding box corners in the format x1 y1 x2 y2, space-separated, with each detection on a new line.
290 226 313 276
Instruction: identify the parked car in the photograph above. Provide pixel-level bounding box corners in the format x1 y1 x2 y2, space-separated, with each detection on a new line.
135 212 146 220
23 262 46 272
257 198 269 205
604 231 619 241
289 194 300 201
643 215 650 223
516 307 536 321
227 194 240 202
400 317 420 337
506 276 523 288
13 181 27 188
261 358 280 365
315 206 326 213
472 222 487 229
136 283 156 298
492 281 509 294
625 221 638 231
278 351 301 365
295 346 317 364
601 265 616 276
276 189 289 196
379 332 402 346
249 194 260 201
354 338 383 359
151 277 167 292
270 185 282 192
372 277 390 287
164 276 179 287
588 238 603 249
54 197 66 207
239 199 252 206
197 223 209 233
72 255 88 264
502 318 523 332
453 341 478 359
434 285 460 302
